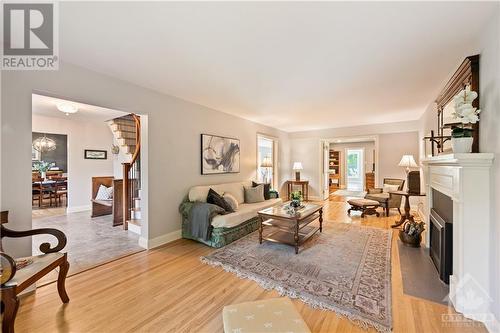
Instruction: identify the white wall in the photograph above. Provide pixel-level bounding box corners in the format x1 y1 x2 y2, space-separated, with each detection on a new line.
418 8 500 330
32 114 115 211
330 141 375 187
111 134 130 179
1 62 290 257
289 125 420 198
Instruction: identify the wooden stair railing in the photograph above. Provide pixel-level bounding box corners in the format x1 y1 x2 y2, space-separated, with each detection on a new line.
122 114 141 230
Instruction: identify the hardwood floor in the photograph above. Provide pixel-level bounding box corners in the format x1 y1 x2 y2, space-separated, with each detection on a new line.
14 197 486 333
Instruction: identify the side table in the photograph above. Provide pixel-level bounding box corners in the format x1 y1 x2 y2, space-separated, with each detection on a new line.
389 191 426 228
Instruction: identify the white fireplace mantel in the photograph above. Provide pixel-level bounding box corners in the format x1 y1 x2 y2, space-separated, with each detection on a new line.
422 153 495 329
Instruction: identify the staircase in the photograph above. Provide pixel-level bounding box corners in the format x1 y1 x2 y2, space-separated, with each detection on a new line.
108 114 141 233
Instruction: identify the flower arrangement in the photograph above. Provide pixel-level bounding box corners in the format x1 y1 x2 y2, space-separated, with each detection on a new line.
33 161 55 173
451 86 480 138
289 190 303 208
399 220 425 247
449 86 480 153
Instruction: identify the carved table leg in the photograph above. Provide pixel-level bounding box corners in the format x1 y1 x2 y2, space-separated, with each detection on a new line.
57 257 70 303
258 216 263 244
391 194 411 228
319 208 323 233
1 287 19 333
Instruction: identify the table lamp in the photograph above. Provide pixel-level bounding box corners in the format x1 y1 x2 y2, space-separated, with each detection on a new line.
398 155 418 190
292 162 303 181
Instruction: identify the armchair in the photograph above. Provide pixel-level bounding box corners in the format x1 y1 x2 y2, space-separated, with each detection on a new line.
0 211 69 333
365 178 405 216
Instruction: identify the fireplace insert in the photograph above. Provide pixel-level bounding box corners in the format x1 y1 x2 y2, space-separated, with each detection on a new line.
429 189 453 284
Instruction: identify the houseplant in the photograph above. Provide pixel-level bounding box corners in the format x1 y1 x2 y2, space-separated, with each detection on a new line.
451 86 480 153
289 190 303 208
33 161 55 180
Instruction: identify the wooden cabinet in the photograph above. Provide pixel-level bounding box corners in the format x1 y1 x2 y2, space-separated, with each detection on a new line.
328 150 341 192
365 172 375 190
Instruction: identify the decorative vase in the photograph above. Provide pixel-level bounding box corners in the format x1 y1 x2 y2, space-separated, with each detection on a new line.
451 137 473 153
290 199 301 208
41 171 47 180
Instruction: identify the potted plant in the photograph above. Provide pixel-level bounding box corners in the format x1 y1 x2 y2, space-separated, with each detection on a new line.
33 161 55 180
398 220 425 247
451 86 480 153
289 190 303 208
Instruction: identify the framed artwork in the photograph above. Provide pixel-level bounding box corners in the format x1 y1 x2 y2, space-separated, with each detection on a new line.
84 149 107 160
201 134 240 174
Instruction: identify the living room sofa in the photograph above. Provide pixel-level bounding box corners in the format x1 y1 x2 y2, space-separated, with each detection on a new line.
180 181 282 248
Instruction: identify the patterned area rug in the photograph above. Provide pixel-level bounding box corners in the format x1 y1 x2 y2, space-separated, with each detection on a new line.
201 223 392 332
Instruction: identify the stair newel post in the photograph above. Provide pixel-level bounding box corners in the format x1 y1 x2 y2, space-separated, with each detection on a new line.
122 162 131 230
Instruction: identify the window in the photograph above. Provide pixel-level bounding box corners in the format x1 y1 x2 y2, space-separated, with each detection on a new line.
257 135 278 189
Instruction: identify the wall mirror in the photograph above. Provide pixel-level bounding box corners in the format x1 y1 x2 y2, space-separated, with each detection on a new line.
435 55 480 154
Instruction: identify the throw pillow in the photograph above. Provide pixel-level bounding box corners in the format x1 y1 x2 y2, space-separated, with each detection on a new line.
244 184 265 203
383 184 400 193
95 185 112 200
252 181 271 200
223 193 239 211
207 188 234 213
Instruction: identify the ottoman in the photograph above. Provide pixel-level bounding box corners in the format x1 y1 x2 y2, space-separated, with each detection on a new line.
347 198 381 217
222 297 311 333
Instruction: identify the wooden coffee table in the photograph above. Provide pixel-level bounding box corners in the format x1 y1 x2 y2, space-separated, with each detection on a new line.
258 202 323 254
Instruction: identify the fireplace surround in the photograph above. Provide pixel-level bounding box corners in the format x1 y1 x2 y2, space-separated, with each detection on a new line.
422 153 494 328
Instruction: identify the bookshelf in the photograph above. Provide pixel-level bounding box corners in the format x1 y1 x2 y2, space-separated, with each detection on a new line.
328 150 341 192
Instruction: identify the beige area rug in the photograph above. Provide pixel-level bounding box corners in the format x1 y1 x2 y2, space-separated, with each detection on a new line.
201 223 392 332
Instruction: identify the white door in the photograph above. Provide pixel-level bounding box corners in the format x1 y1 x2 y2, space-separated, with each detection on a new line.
346 148 364 191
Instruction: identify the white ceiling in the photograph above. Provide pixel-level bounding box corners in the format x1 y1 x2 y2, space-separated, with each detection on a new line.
32 94 128 122
58 2 497 132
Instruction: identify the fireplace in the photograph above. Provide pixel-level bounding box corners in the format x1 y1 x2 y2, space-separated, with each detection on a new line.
429 188 453 284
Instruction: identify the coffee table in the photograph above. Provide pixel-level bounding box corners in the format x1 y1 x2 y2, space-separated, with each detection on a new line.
257 202 323 254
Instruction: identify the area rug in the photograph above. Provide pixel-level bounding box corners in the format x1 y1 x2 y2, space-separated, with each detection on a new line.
332 189 367 198
201 223 392 332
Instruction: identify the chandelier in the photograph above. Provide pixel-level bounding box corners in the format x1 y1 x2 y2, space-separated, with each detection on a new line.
33 135 57 152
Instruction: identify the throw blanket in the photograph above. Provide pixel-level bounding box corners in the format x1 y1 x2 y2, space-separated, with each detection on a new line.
179 198 225 241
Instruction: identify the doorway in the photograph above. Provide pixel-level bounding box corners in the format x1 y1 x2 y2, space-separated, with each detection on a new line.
346 148 364 191
31 93 147 282
320 136 378 200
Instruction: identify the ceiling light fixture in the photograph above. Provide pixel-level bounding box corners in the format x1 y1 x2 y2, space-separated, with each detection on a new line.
56 102 78 115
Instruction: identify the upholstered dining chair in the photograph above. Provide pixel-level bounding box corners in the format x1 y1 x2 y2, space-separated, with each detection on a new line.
364 178 405 216
0 211 70 333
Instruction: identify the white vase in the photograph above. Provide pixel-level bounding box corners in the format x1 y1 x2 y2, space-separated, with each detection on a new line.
41 171 46 180
451 137 473 153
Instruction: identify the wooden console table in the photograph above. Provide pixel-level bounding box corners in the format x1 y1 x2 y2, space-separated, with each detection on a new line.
286 180 309 201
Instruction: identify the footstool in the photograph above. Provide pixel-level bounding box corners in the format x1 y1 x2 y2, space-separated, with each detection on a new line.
347 198 380 217
222 297 311 333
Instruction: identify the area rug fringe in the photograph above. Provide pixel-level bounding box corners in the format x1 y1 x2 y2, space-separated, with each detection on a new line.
200 256 392 333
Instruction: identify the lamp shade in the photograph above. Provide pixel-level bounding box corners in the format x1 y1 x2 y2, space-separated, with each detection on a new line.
260 156 273 168
398 155 418 168
292 162 303 170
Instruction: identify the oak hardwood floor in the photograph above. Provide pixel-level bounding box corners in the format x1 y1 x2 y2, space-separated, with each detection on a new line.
14 197 486 333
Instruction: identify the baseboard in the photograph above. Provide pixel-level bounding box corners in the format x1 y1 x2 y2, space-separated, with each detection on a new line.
66 205 91 213
139 229 181 249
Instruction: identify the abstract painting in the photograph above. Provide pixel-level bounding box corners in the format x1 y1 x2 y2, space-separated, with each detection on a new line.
201 134 240 174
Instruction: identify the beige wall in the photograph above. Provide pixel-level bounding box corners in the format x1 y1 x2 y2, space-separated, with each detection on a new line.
418 8 500 326
1 62 290 257
32 114 115 211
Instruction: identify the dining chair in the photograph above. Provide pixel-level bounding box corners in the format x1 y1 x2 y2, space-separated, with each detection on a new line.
32 177 54 208
53 177 68 207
